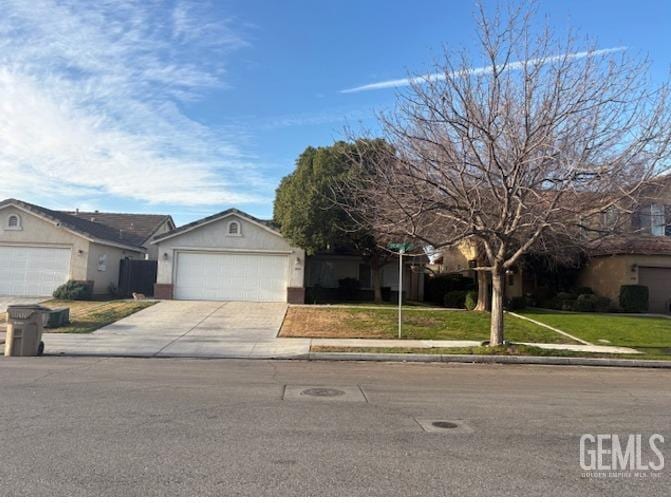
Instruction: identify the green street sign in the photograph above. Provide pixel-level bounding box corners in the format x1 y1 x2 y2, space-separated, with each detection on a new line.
388 242 414 253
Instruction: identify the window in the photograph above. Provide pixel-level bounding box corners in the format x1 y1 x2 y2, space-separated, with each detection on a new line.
227 220 241 236
97 254 107 272
6 214 21 230
651 204 666 236
358 263 372 289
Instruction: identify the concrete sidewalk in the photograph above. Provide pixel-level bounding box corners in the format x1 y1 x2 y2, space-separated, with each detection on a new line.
307 337 640 354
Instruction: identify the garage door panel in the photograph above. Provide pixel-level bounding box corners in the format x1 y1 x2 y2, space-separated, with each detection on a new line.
638 267 671 314
174 252 288 302
0 246 71 296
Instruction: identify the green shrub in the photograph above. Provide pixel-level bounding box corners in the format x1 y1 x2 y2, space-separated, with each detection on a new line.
575 286 594 296
594 296 613 313
464 290 478 311
507 297 527 311
560 301 576 311
556 291 576 301
574 294 598 312
443 290 467 308
338 277 360 300
506 296 527 311
426 274 475 305
53 280 93 300
619 285 649 313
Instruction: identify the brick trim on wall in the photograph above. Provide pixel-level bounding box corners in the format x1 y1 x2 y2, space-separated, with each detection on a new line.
154 283 174 300
287 287 305 304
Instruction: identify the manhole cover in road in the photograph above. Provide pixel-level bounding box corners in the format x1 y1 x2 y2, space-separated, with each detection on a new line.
300 387 346 397
415 418 474 433
284 385 367 402
431 421 459 429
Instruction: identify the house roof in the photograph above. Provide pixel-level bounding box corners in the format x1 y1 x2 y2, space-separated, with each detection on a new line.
0 198 172 251
152 207 279 243
589 235 671 257
62 211 174 247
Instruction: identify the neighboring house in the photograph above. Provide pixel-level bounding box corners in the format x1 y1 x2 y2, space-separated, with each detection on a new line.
576 177 671 313
0 199 174 297
153 208 306 302
432 175 671 313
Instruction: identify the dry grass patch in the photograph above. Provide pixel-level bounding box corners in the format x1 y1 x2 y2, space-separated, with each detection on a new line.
43 299 157 333
280 306 572 343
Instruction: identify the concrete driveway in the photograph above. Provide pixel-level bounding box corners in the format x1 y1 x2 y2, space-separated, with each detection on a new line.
0 296 49 313
43 301 309 358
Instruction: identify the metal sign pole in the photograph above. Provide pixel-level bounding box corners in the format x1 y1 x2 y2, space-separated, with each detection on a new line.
398 250 403 339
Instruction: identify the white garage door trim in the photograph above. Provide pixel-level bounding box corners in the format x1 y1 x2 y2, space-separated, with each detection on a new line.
174 250 289 302
0 245 71 296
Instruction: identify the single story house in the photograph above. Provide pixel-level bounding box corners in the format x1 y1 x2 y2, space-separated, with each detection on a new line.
0 199 174 296
152 208 425 303
153 208 306 302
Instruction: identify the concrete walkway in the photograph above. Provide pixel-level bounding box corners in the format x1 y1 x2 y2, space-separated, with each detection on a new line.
0 296 50 314
44 301 310 358
307 338 641 354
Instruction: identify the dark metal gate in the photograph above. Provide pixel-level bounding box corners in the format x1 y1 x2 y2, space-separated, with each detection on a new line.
118 259 158 298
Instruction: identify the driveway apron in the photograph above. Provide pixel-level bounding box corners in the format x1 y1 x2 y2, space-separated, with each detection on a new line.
43 301 309 358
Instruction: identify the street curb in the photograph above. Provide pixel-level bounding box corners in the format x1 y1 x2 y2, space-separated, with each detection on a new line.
304 352 671 368
37 351 671 368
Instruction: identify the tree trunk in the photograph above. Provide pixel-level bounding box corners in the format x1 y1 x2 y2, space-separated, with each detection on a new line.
371 263 383 304
474 269 491 311
489 268 505 345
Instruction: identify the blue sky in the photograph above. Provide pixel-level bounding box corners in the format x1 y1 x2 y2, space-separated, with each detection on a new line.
1 0 670 225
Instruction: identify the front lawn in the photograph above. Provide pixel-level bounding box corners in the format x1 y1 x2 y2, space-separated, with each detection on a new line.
280 306 573 343
519 309 671 348
42 299 157 333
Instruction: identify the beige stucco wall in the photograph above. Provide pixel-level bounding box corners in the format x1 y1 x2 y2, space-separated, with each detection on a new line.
143 220 173 260
0 206 89 282
87 242 143 294
578 254 671 302
156 214 305 288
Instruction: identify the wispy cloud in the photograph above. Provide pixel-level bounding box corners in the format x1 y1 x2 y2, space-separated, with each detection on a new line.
0 0 267 208
340 47 628 93
230 108 373 130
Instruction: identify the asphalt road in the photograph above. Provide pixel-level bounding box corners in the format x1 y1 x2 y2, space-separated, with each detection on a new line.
0 357 668 496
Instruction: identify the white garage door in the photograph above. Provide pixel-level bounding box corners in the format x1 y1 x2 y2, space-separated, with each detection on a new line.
0 246 71 296
174 252 288 302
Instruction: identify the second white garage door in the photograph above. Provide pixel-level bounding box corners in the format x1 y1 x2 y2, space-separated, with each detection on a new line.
0 245 71 296
174 252 288 302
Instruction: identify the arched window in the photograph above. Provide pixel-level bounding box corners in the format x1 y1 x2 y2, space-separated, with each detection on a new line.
227 221 241 235
7 214 21 230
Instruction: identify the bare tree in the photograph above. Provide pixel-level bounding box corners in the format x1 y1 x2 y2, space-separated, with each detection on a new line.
339 2 671 344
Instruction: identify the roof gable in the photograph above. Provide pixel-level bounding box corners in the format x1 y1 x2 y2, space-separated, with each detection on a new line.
152 208 280 244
